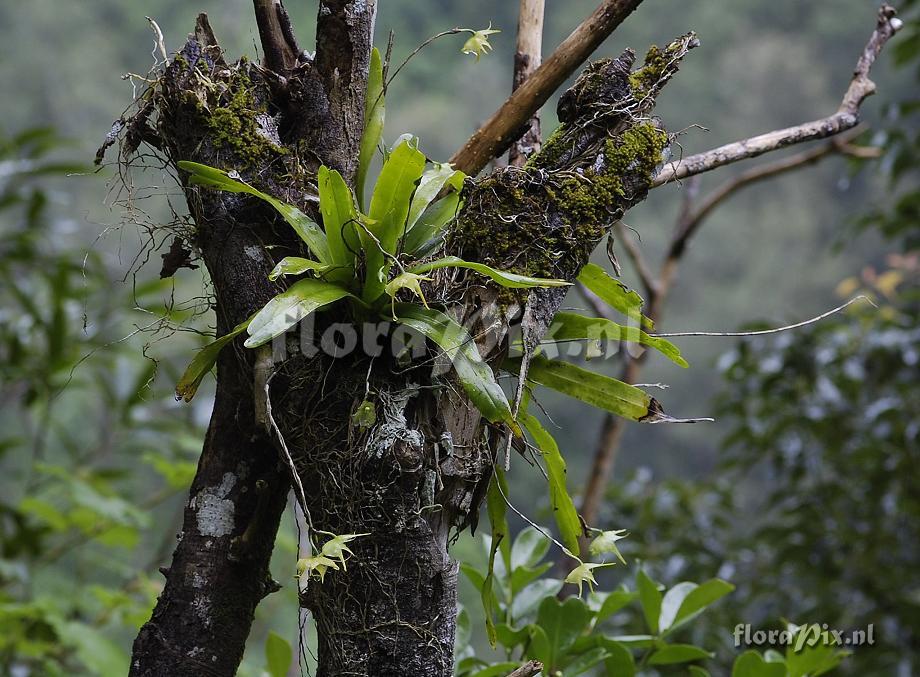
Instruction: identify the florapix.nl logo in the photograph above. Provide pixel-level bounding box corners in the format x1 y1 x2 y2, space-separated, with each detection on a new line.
733 623 875 652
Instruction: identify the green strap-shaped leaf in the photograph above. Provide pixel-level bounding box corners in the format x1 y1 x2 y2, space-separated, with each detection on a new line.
408 256 571 289
577 262 654 330
506 354 654 421
178 161 332 265
406 163 464 231
403 177 464 256
363 141 427 302
518 395 582 557
245 279 355 348
394 303 512 424
368 140 427 253
356 47 385 211
483 468 509 648
318 166 359 270
549 311 688 367
176 317 251 402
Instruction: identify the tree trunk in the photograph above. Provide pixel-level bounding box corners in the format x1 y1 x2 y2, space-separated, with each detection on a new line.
114 5 694 673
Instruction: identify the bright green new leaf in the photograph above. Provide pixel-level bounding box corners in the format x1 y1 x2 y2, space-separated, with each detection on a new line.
268 257 338 281
318 166 360 270
178 161 332 265
357 47 385 210
637 568 663 634
507 354 654 421
406 163 464 231
352 400 376 429
368 139 426 251
549 311 687 367
577 263 654 330
394 304 513 424
659 582 699 632
461 24 501 61
408 256 571 289
589 528 628 564
518 398 582 556
265 632 293 677
403 171 465 255
176 317 251 402
363 140 426 301
245 279 355 348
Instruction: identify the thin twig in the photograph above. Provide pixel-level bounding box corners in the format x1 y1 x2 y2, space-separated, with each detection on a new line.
652 296 873 338
653 5 901 186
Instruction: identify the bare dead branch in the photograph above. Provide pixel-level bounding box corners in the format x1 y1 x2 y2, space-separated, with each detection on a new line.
653 4 901 187
509 0 545 166
253 0 300 73
450 0 645 175
668 128 866 260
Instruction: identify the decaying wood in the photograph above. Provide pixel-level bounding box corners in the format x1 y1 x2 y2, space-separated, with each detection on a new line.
450 0 645 175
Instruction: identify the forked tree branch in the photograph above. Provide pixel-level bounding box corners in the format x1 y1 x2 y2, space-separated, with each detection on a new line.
450 0 644 174
653 4 901 186
509 0 545 166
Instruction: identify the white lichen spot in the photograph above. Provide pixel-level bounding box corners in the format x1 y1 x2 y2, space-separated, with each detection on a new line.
194 472 237 538
191 595 211 628
244 245 264 262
